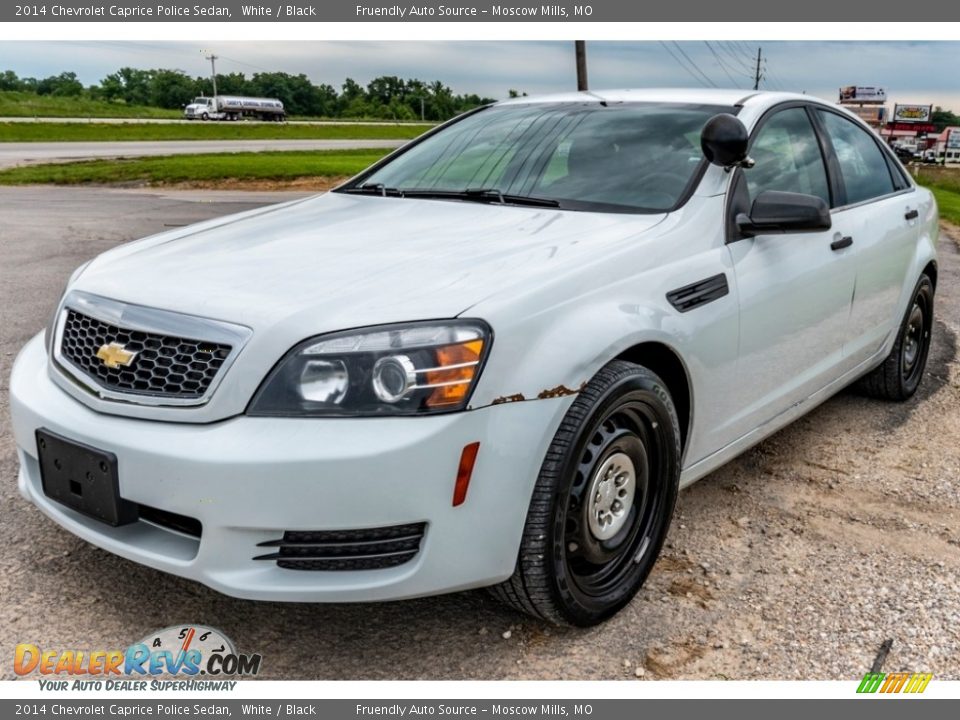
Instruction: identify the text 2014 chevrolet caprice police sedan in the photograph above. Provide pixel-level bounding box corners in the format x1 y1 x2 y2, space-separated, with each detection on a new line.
10 90 938 625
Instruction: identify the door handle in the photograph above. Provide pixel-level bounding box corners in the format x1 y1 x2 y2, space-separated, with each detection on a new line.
831 236 853 251
905 209 919 220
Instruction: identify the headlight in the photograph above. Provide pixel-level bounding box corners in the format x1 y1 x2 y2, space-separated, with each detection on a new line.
247 320 492 417
46 260 93 351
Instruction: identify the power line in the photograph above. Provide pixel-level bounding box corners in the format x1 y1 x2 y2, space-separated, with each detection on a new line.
659 41 711 88
762 54 789 92
704 41 742 87
717 41 756 77
215 54 276 74
671 41 718 88
764 64 787 92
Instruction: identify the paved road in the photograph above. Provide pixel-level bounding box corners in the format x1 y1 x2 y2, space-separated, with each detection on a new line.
1 117 428 126
1 186 958 681
0 139 405 169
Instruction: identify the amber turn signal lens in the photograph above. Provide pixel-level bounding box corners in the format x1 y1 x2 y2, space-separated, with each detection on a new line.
453 442 481 507
425 339 484 408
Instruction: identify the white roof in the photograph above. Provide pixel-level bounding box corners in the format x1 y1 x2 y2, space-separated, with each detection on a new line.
496 88 825 110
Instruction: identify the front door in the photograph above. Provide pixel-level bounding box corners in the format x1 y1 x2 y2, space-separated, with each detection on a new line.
723 105 858 441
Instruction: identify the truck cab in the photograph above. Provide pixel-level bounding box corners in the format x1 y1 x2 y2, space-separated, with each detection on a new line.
183 97 215 120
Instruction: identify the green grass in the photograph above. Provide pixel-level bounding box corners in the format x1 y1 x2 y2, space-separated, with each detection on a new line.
929 186 960 226
0 91 180 119
0 121 432 142
913 166 960 225
0 149 390 186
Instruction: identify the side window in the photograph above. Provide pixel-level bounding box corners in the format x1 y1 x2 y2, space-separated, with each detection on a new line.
744 107 830 206
884 152 912 191
817 111 896 205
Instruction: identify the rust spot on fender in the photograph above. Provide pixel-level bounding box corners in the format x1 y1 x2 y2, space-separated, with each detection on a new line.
492 393 526 405
537 383 584 400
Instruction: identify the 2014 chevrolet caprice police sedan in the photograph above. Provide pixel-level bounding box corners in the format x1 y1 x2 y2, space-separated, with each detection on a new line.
10 90 938 626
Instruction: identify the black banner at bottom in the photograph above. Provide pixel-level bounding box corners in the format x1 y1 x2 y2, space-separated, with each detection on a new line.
2 699 958 720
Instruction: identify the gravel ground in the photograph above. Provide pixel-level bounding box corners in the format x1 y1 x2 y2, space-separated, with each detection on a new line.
1 186 957 681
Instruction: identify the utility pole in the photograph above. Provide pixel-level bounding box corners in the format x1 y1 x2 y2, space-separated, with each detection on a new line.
205 53 219 98
575 41 588 91
753 46 762 91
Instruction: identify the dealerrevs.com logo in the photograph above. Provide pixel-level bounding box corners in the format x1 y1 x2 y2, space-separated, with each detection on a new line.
14 625 262 687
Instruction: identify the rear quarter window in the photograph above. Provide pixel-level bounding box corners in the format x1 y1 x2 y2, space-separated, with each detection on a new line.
817 110 897 205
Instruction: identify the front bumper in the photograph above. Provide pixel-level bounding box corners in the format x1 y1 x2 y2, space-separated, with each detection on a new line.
10 332 571 602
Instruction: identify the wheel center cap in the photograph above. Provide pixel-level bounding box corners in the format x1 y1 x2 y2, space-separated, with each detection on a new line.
586 452 636 541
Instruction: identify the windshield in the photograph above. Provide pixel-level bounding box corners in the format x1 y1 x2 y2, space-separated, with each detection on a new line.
193 97 210 105
343 102 733 213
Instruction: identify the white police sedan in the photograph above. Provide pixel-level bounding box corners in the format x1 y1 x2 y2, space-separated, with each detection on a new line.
10 89 938 625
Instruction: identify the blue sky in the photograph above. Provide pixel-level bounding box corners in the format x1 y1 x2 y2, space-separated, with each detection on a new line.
1 40 957 110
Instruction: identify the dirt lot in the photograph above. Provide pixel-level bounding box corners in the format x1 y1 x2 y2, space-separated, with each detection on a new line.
1 186 957 681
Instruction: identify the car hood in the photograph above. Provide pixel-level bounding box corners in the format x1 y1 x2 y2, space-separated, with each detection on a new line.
74 192 667 333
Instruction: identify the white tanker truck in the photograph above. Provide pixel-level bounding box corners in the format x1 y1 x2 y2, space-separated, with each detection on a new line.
183 95 286 122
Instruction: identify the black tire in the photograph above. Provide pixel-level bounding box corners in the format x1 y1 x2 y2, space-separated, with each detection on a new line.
490 360 681 626
201 112 209 121
857 274 934 401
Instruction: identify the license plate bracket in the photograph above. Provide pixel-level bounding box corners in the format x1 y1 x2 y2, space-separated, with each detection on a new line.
36 429 137 526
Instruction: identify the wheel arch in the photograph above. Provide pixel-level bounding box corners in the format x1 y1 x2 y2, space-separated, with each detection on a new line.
615 341 692 457
923 259 938 290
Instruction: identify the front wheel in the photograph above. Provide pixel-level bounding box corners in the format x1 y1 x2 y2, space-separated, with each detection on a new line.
490 360 681 626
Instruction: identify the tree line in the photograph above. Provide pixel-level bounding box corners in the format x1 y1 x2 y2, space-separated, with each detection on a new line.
0 68 499 120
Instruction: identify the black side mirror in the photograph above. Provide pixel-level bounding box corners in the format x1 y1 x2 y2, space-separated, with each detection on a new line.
701 114 749 167
736 190 832 238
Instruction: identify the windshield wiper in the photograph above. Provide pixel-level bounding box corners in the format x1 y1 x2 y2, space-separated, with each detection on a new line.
402 188 561 208
341 183 405 197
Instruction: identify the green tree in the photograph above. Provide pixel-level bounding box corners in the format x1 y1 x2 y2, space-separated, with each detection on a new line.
211 72 249 95
0 70 24 91
150 69 197 109
931 107 960 132
36 71 83 96
101 67 152 105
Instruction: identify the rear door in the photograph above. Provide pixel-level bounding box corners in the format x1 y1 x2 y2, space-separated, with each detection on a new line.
812 109 919 365
723 105 858 440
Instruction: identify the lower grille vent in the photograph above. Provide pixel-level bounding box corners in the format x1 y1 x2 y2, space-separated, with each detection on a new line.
253 522 426 571
137 504 203 539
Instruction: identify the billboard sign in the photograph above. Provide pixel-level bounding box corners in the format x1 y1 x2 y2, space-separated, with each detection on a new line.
845 105 887 124
893 104 933 123
886 122 936 133
839 85 886 104
948 131 960 150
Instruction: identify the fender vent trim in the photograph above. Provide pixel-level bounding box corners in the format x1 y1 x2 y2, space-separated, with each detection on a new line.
666 273 729 313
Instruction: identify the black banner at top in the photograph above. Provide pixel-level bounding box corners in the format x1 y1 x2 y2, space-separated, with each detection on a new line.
6 0 960 22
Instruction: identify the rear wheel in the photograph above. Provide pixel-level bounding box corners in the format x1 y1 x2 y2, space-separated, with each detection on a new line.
490 360 681 626
858 274 934 401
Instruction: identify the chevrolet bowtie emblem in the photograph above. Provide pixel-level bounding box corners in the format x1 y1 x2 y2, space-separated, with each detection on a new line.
96 342 138 369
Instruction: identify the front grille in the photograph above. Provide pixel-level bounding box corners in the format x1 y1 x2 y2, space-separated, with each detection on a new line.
59 309 232 399
254 523 427 571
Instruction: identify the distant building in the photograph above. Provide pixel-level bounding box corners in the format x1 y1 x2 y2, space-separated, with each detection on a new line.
934 126 960 163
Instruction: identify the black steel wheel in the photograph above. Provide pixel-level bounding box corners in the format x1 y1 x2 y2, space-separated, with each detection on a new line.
490 360 681 626
858 274 934 401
